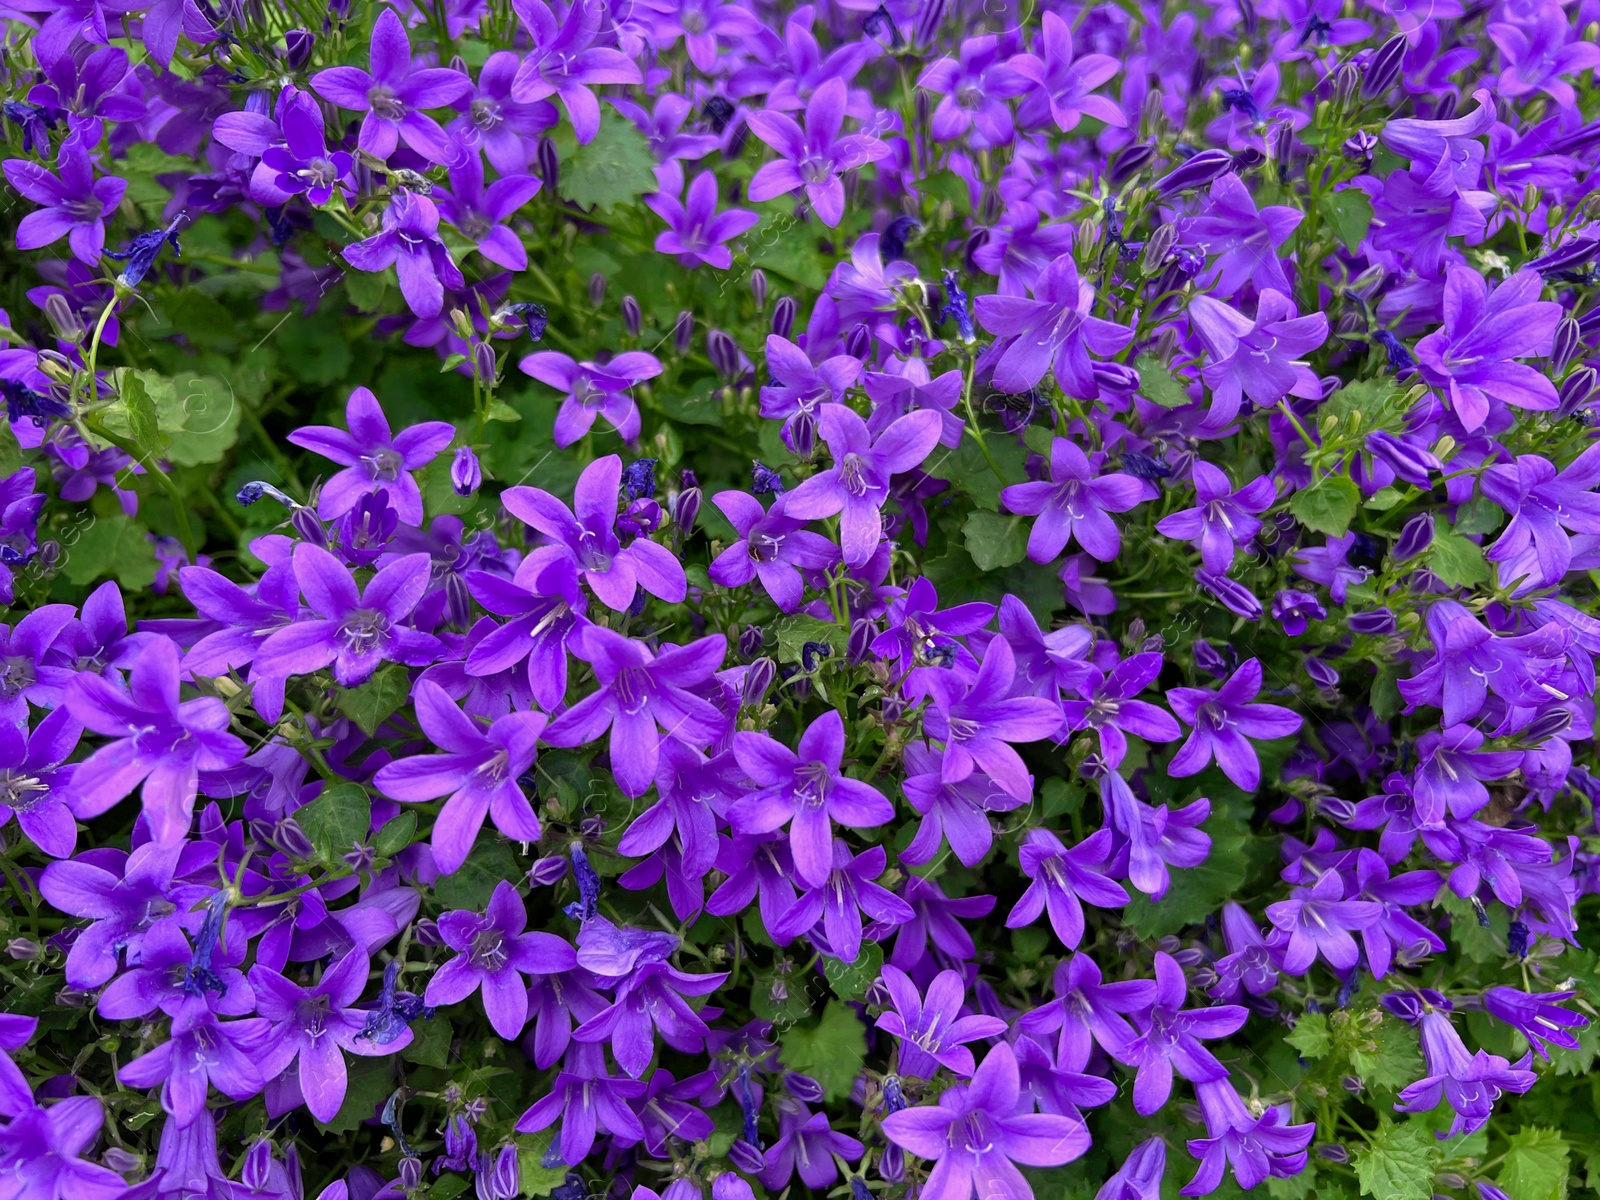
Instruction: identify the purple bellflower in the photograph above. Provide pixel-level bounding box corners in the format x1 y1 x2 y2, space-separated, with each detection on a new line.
1009 11 1126 132
509 0 644 144
876 964 1008 1078
781 404 944 568
1007 828 1129 950
769 841 915 963
519 351 662 447
1001 437 1148 563
922 637 1062 801
1166 658 1303 791
1155 462 1277 576
3 141 126 265
1265 870 1383 973
1111 952 1247 1115
287 387 454 526
727 709 895 888
707 492 839 612
373 681 548 874
309 8 472 162
1397 1009 1536 1136
501 454 686 611
342 192 465 320
423 882 576 1039
975 253 1135 395
1188 291 1329 428
648 171 759 270
746 77 892 227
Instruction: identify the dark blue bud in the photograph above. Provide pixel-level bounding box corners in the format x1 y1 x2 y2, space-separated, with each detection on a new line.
844 322 873 360
739 625 764 656
451 446 482 496
621 294 641 336
1153 149 1235 196
751 461 785 495
621 457 658 500
881 215 920 261
283 28 314 68
1108 142 1155 187
1361 33 1406 99
672 309 695 352
702 95 736 134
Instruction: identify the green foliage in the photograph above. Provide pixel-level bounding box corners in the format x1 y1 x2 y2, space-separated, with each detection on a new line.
779 1002 867 1102
963 509 1031 570
294 783 371 864
1353 1116 1436 1200
334 664 414 736
1499 1128 1571 1200
559 111 658 213
1291 475 1362 536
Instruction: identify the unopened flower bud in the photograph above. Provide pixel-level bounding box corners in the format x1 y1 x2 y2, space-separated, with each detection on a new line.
749 268 768 309
1317 1144 1350 1164
739 624 764 656
1152 149 1234 196
847 617 876 663
473 339 496 383
450 446 483 497
398 1157 423 1190
621 294 641 336
588 273 606 307
1347 607 1397 635
102 1148 143 1175
673 309 695 352
42 293 83 342
771 295 797 340
536 137 559 188
845 322 872 360
673 487 701 534
742 657 776 707
1553 317 1581 371
1362 34 1406 100
784 1072 825 1103
283 28 314 69
528 855 567 885
1392 513 1434 561
785 410 816 458
1108 142 1154 187
1557 365 1597 418
6 937 40 960
291 505 329 548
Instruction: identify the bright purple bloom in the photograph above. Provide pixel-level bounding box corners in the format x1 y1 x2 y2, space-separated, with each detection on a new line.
36 840 188 989
1166 658 1302 791
65 638 246 845
770 841 915 963
373 681 548 873
757 335 862 450
917 35 1027 146
648 171 759 269
0 707 80 859
1098 1138 1166 1200
1156 462 1277 575
1182 1078 1313 1195
0 1097 128 1199
1397 600 1567 728
464 555 587 710
1188 291 1328 428
1481 440 1600 590
509 0 644 143
782 404 943 567
1112 953 1247 1115
1007 828 1129 949
1100 770 1212 901
1271 589 1326 636
1481 986 1590 1060
254 544 442 688
707 492 838 612
1060 653 1181 769
435 152 542 271
249 950 408 1123
1181 173 1303 297
117 997 267 1126
876 964 1007 1078
1265 870 1383 974
870 577 994 672
287 386 453 526
1411 725 1525 826
573 957 726 1077
1010 11 1125 132
1001 438 1148 563
922 637 1062 800
26 45 145 148
3 141 126 265
1415 266 1563 432
424 882 575 1039
746 77 891 227
883 1041 1091 1200
1397 1009 1536 1136
975 253 1134 395
309 8 471 162
1210 902 1279 1001
502 454 685 610
519 351 661 447
342 192 465 320
514 1043 647 1165
758 1104 865 1192
542 625 726 797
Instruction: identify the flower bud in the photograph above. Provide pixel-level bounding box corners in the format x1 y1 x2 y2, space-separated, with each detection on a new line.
1270 121 1295 169
742 657 776 707
536 137 559 188
749 268 768 309
728 1139 766 1174
450 446 483 497
672 309 695 352
771 295 797 340
844 322 873 360
1524 706 1573 742
290 505 329 548
1392 513 1434 561
42 293 83 342
707 330 743 380
739 625 764 656
1153 149 1234 195
703 95 735 133
1141 221 1177 270
847 617 877 663
911 0 945 49
6 937 40 960
1557 365 1597 418
283 28 315 69
36 539 59 571
784 410 816 458
1317 1144 1351 1164
1305 657 1340 689
102 1148 142 1175
472 339 496 383
1347 607 1397 635
673 486 701 534
398 1157 423 1190
588 273 606 307
1361 33 1406 99
1196 570 1263 620
1553 317 1581 371
1108 142 1154 187
784 1072 825 1102
1232 146 1266 172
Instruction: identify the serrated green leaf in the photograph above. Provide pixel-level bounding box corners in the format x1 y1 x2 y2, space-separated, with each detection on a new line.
962 510 1029 571
1499 1127 1570 1200
1353 1116 1435 1200
1454 496 1504 537
821 940 882 1002
772 613 846 664
433 841 522 910
334 664 412 736
1286 1011 1331 1059
319 1055 394 1133
344 267 389 313
779 1001 866 1102
1348 1015 1423 1092
560 110 657 214
293 783 370 865
163 373 242 466
108 369 169 456
401 1015 452 1067
61 514 158 591
1135 353 1192 408
518 1131 573 1196
1321 190 1374 252
1291 475 1361 536
1427 528 1490 587
943 432 1028 511
917 168 975 216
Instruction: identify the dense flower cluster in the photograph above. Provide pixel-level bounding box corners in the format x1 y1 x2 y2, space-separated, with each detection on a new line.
0 0 1597 1198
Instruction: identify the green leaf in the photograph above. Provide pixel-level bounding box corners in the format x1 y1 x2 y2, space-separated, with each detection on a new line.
962 510 1030 571
430 1177 470 1200
333 664 413 736
560 110 657 214
401 1015 452 1067
519 1132 573 1196
747 217 830 291
1321 190 1374 252
486 398 522 423
344 268 389 313
821 941 882 1002
61 514 158 591
917 168 975 216
1290 475 1362 536
1123 801 1248 937
772 613 847 664
1454 496 1505 537
1353 1116 1435 1200
1498 1127 1570 1200
320 1055 394 1133
108 370 169 456
1134 353 1193 408
945 432 1029 511
1427 528 1490 587
1348 1015 1423 1092
375 812 418 858
293 783 371 864
780 1002 866 1102
1286 1011 1332 1059
433 841 522 910
163 373 242 467
276 320 353 385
